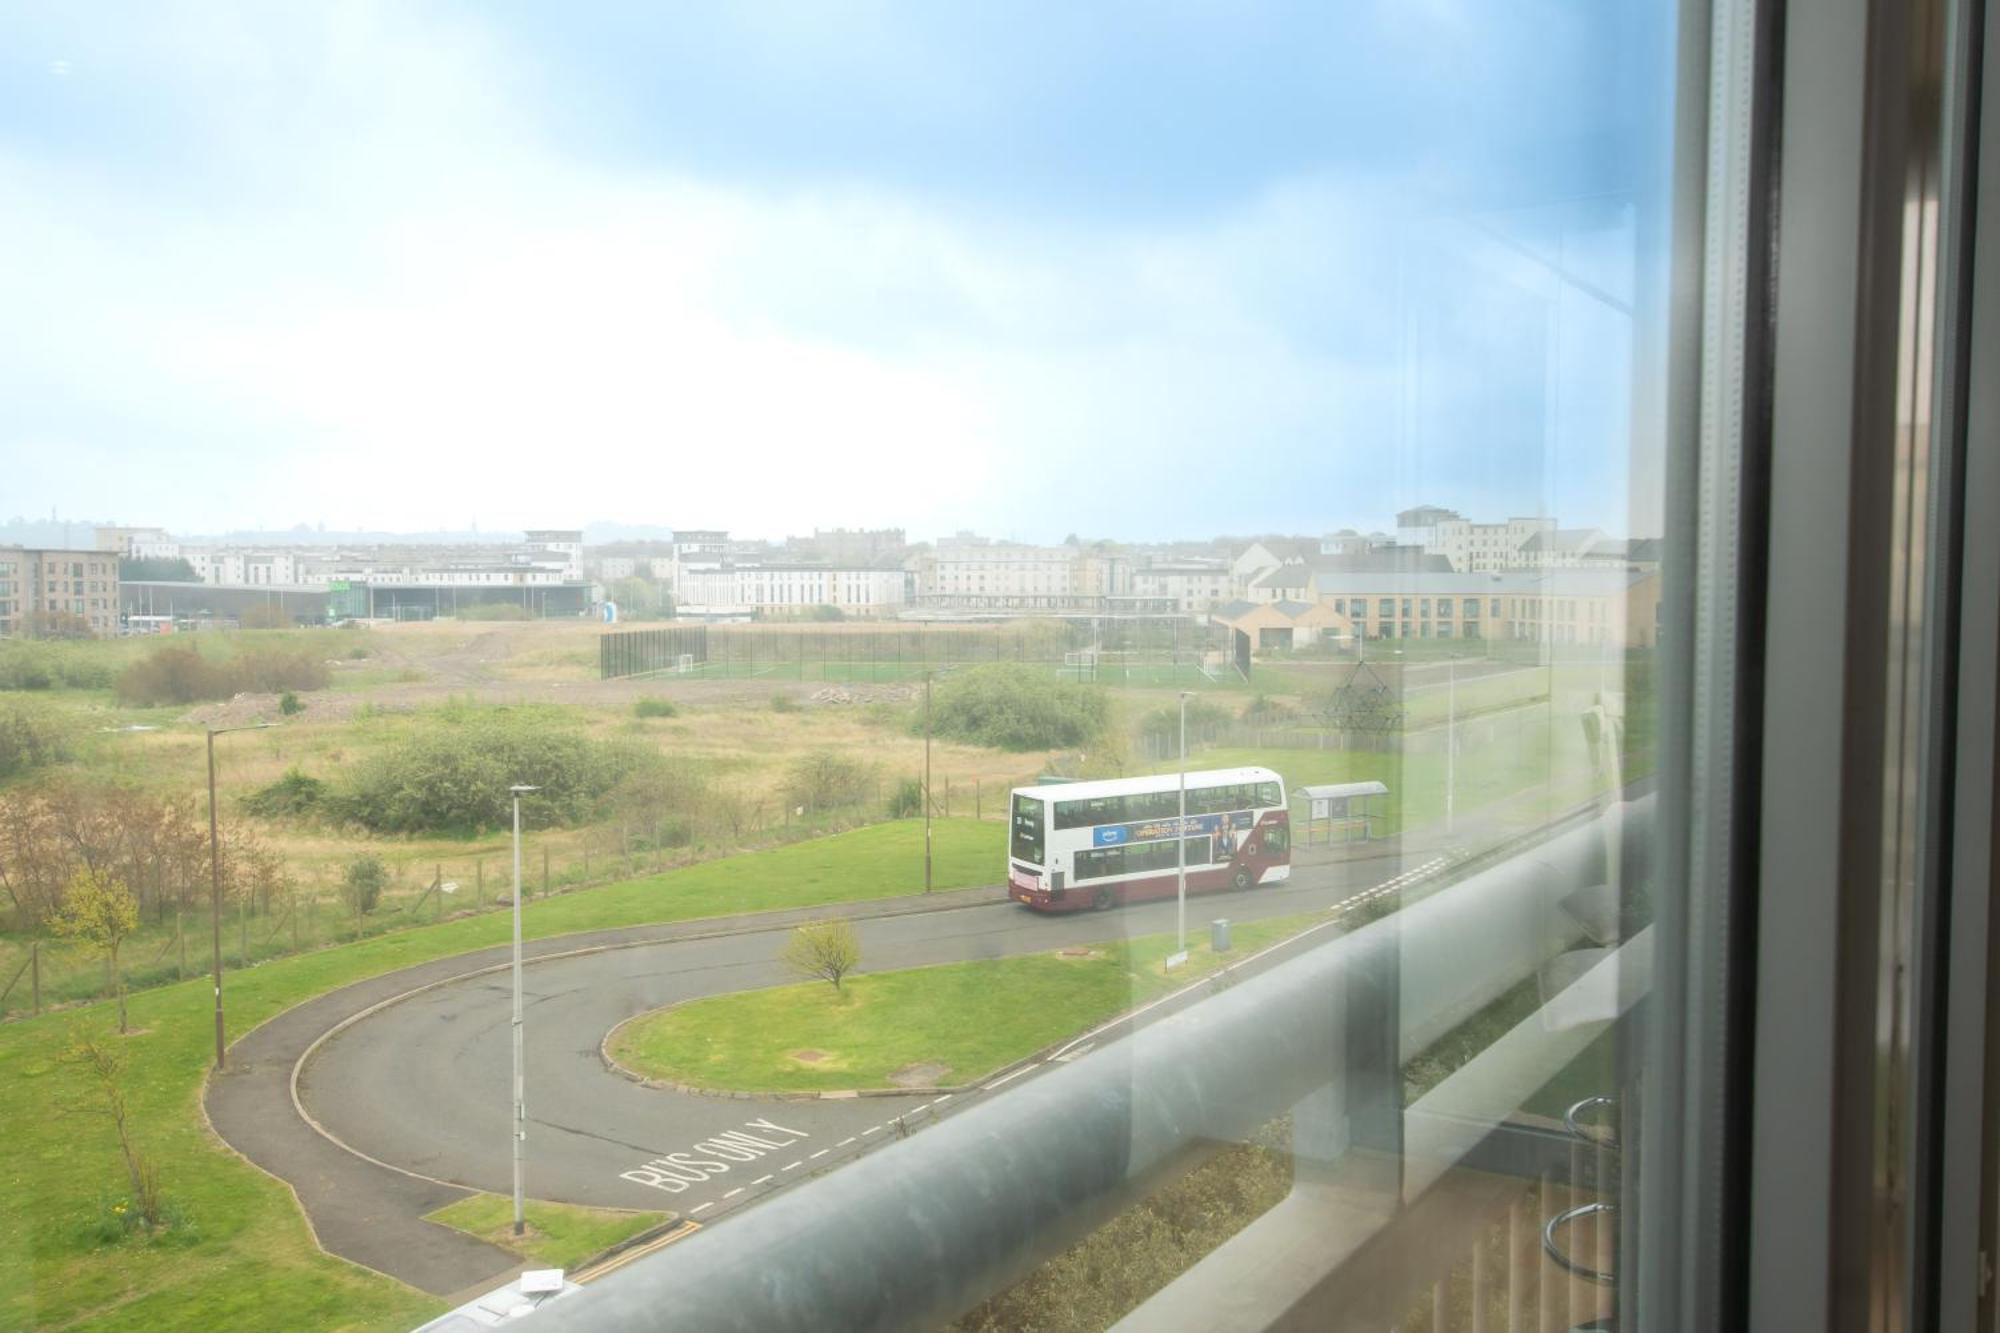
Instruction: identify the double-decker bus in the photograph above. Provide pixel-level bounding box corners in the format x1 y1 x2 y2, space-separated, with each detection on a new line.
1007 767 1290 912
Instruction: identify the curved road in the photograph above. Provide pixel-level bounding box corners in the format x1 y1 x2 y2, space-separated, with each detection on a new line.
211 844 1441 1297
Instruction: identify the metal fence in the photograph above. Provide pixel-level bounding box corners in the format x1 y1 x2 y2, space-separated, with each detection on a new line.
600 618 1220 684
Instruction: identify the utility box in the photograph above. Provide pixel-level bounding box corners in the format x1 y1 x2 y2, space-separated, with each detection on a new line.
1211 919 1231 952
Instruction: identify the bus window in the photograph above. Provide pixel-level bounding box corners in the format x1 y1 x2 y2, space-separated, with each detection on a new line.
1010 794 1044 865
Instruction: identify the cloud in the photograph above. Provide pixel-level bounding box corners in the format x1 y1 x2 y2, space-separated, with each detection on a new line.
0 2 1665 541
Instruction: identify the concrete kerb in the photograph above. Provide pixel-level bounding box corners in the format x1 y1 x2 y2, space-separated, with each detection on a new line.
592 856 1469 1106
278 886 1015 1196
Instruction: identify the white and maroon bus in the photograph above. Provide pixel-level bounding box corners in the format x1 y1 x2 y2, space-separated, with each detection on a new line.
1007 767 1291 912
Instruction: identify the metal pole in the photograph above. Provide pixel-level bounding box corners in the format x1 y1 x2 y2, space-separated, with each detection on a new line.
923 671 933 894
510 787 534 1238
1177 691 1189 956
208 729 225 1070
1446 656 1457 835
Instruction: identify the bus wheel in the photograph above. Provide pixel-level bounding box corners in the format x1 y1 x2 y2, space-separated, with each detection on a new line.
1232 866 1253 892
1092 887 1115 911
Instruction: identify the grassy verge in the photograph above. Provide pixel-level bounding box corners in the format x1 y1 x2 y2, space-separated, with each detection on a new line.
609 911 1324 1094
422 1195 668 1274
0 817 1000 1331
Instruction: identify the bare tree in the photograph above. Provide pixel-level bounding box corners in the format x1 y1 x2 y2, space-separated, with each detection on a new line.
51 868 140 1032
781 919 862 992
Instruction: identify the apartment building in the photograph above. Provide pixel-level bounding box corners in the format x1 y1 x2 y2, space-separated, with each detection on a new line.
0 547 121 636
675 563 910 617
1313 568 1662 649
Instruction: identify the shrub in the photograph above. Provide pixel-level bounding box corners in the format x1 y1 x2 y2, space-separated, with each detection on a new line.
888 776 924 817
0 640 118 690
633 697 679 719
1136 698 1233 749
458 602 531 621
113 646 231 706
113 643 328 706
238 605 293 630
341 855 388 916
921 664 1108 751
241 768 327 819
345 645 370 660
334 707 637 833
0 701 73 779
278 691 303 716
769 693 800 714
784 749 876 813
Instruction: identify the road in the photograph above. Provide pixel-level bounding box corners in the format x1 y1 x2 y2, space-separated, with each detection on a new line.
299 852 1418 1222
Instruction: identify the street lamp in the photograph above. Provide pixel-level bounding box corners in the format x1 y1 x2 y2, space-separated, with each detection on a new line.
208 721 277 1072
1176 690 1193 959
923 671 933 895
509 783 540 1238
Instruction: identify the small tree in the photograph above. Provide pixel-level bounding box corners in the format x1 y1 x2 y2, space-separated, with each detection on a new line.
51 868 140 1033
342 854 388 925
781 920 861 993
65 1028 167 1232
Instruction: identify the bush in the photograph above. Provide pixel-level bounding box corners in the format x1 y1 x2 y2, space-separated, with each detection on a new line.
1241 693 1298 724
921 664 1108 751
241 768 328 819
458 602 531 621
1135 698 1232 749
0 702 73 779
278 691 303 716
113 643 328 706
769 693 800 714
0 640 118 690
887 776 923 817
238 605 293 630
335 706 638 833
342 855 388 916
784 750 876 813
633 697 679 719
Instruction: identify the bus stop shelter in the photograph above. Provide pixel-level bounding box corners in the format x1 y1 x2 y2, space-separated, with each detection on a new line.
1294 781 1389 844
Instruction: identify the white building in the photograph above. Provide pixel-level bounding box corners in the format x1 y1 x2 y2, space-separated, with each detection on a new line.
676 563 910 617
1130 561 1232 614
921 539 1083 612
1393 507 1558 573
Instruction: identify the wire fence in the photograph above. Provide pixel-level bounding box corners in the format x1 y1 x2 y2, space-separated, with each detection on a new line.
600 619 1233 686
0 770 1038 1022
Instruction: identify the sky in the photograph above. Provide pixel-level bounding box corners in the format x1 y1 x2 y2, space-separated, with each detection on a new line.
0 2 1680 545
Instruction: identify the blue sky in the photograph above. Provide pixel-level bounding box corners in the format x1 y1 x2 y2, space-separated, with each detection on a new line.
0 2 1678 543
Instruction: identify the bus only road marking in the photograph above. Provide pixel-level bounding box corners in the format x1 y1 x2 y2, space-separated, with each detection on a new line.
616 1116 812 1195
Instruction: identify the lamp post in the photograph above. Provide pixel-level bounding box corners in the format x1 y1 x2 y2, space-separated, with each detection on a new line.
1445 655 1457 836
1176 690 1193 958
923 671 933 895
509 783 540 1238
208 721 276 1071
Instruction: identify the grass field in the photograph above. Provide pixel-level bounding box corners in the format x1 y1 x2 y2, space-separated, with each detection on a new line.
608 911 1322 1094
0 817 1001 1331
422 1195 668 1273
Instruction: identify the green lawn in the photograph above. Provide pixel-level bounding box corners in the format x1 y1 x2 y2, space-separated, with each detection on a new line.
0 816 1002 1331
423 1195 668 1273
609 912 1323 1094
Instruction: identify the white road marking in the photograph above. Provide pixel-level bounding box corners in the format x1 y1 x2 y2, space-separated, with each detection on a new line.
810 1149 829 1159
723 1188 743 1199
930 1094 953 1105
691 1202 714 1215
984 1062 1040 1091
782 1161 802 1171
837 1137 857 1147
751 1174 774 1186
862 1125 882 1136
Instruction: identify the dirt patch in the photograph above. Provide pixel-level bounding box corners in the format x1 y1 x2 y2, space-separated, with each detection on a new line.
790 1049 830 1064
887 1061 951 1088
1057 947 1103 960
